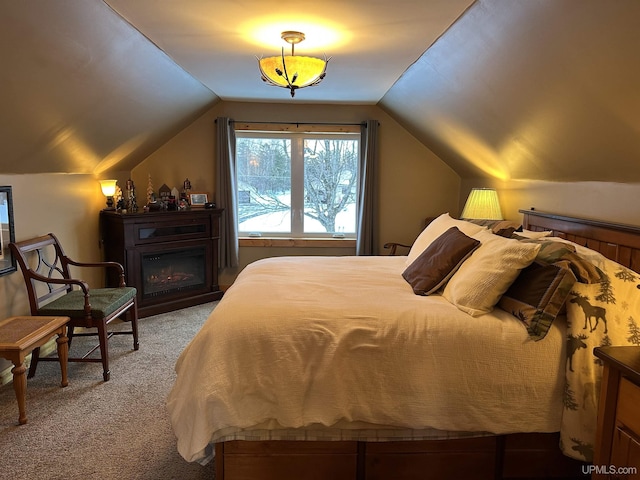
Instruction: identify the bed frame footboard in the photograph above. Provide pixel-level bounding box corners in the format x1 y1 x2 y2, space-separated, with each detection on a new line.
215 433 586 480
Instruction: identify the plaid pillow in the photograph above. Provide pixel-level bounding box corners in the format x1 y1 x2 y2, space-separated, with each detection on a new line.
511 236 601 283
498 261 577 340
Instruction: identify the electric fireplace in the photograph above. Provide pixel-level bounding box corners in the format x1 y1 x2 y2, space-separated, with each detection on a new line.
100 209 223 317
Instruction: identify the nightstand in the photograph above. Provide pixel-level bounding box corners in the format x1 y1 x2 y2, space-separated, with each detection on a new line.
593 346 640 479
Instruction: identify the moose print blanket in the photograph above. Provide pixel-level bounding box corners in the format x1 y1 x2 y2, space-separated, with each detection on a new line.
559 240 640 462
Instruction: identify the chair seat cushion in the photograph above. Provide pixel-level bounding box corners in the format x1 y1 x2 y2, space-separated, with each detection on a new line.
38 287 137 319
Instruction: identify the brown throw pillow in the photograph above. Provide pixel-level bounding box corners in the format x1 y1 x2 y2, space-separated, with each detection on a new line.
402 227 481 295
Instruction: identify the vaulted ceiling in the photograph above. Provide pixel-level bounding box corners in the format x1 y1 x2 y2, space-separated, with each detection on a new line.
1 1 638 182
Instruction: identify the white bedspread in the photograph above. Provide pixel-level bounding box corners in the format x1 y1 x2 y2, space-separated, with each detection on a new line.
167 256 566 464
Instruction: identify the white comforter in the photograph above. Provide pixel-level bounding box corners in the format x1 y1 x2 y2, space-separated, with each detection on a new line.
167 255 566 464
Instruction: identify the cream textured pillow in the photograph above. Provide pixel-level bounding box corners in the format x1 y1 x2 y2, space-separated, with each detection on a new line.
442 229 541 316
406 213 486 266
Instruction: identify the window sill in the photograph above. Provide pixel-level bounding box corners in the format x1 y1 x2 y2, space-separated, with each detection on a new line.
239 237 356 248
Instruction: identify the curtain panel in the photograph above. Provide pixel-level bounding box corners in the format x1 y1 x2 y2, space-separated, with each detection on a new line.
356 120 379 255
215 117 239 269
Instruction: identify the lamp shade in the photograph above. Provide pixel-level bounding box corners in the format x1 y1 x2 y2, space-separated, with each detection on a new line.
99 179 117 197
460 188 503 220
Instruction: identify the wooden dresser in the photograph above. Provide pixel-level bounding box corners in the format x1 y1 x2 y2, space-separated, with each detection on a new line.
593 346 640 479
100 209 224 317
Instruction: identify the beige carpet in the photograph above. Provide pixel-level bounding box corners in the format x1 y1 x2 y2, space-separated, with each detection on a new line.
0 302 218 480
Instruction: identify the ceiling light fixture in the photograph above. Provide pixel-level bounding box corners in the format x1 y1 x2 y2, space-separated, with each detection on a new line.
258 31 329 98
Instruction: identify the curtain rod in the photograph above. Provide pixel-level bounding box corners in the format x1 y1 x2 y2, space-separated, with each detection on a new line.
214 118 367 127
230 120 367 127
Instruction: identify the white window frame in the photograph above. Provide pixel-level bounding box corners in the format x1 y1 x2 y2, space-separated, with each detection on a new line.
235 125 360 239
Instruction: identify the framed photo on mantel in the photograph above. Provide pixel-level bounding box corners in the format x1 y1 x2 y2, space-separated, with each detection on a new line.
189 192 208 207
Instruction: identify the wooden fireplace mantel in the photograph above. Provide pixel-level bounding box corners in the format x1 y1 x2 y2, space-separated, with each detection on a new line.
99 208 224 317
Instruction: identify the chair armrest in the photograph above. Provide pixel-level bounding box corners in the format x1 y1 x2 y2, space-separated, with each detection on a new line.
65 259 124 274
383 242 412 256
64 259 127 287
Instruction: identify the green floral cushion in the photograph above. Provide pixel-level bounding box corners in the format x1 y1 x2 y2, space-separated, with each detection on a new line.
38 287 137 319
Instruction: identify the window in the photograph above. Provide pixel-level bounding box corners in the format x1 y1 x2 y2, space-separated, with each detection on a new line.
236 129 359 238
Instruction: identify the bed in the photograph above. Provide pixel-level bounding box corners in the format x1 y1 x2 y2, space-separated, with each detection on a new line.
167 209 640 480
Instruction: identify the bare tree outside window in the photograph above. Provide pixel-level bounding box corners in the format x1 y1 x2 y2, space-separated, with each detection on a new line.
303 138 357 234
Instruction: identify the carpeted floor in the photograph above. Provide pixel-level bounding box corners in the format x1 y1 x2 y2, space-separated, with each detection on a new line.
0 302 218 480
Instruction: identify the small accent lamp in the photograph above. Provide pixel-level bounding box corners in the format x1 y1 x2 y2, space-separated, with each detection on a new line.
460 188 503 220
99 179 118 210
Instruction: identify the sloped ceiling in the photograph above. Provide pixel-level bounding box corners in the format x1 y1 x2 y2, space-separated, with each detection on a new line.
0 0 218 175
380 0 640 182
1 0 639 183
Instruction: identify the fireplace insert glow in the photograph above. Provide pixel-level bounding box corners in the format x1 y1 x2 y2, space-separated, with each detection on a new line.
141 246 206 298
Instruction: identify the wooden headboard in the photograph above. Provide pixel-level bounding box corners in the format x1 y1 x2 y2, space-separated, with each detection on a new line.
521 209 640 273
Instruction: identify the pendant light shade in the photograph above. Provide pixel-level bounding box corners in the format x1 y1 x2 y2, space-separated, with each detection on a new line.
258 31 329 97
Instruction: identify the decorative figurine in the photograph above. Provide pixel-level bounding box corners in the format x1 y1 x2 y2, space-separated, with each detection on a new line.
182 178 191 202
126 179 138 212
147 174 155 205
159 184 171 202
114 185 126 212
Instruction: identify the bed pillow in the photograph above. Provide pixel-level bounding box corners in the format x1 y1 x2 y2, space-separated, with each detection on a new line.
402 227 481 295
512 237 601 283
498 262 577 340
442 229 541 316
406 213 486 266
515 228 553 239
467 219 522 238
528 238 577 263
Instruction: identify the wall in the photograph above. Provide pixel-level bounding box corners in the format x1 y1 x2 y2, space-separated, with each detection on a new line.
502 181 640 226
133 101 462 286
460 178 640 227
0 173 108 381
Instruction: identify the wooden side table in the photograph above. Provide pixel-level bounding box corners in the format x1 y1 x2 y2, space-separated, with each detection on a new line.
0 316 69 424
593 346 640 479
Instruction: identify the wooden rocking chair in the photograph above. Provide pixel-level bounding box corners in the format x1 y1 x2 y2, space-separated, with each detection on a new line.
9 233 139 381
